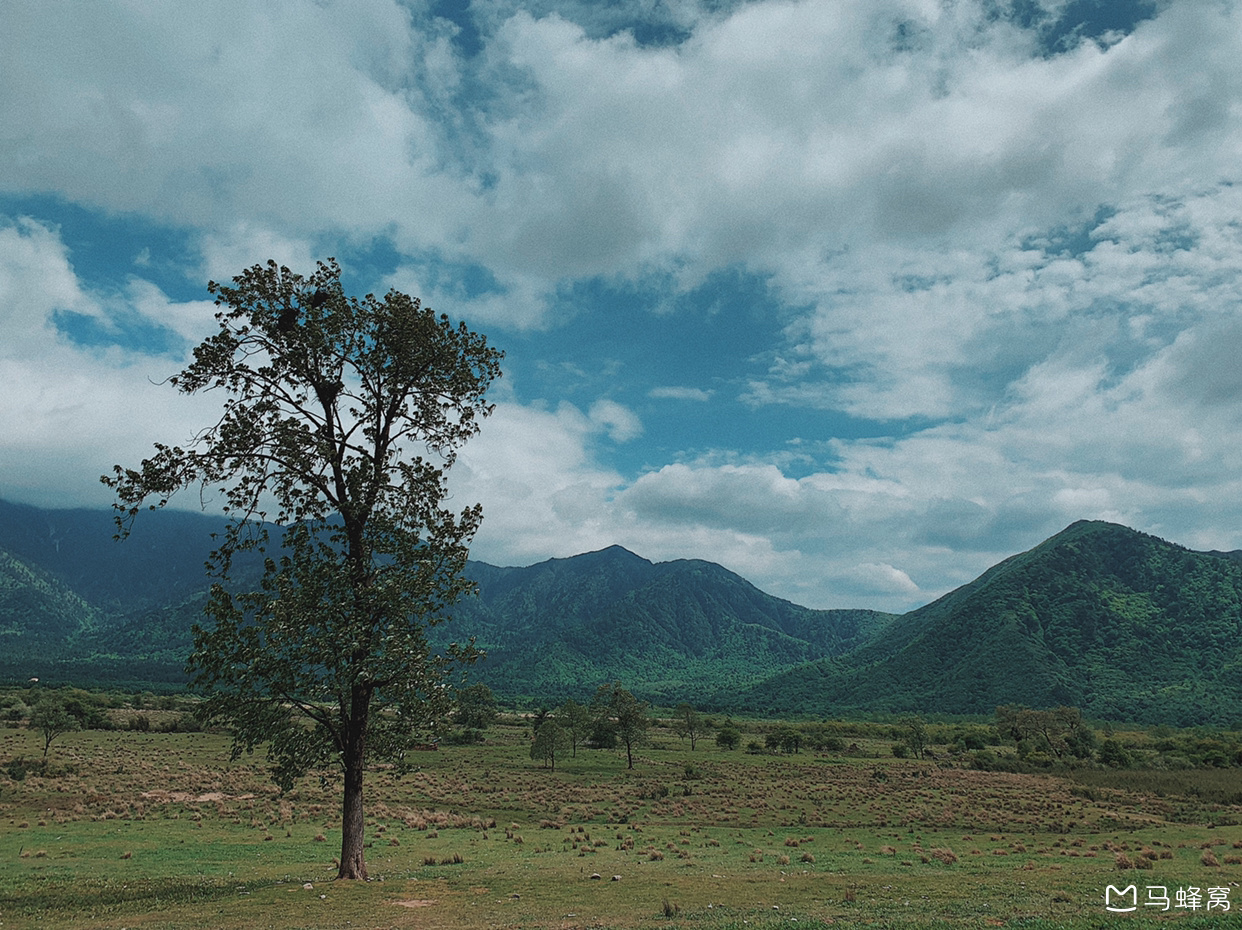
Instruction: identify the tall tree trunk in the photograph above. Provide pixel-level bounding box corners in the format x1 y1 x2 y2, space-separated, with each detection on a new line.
338 689 370 880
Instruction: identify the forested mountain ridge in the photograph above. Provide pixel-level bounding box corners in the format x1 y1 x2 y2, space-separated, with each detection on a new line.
4 498 1242 725
0 500 895 698
448 547 895 702
737 520 1242 725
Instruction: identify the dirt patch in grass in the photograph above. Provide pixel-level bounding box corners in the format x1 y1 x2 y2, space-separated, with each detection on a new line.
140 790 256 803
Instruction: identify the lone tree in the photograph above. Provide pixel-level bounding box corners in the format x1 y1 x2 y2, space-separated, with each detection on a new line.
454 683 499 732
715 724 741 751
592 682 650 769
30 693 79 761
673 702 707 750
530 718 569 771
899 715 928 760
104 259 502 880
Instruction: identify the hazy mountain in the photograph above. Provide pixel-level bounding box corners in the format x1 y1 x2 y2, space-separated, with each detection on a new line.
0 499 256 688
0 500 894 698
0 498 236 612
736 521 1242 726
5 499 1242 725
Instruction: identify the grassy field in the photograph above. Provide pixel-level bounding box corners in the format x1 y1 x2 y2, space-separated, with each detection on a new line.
4 719 1242 929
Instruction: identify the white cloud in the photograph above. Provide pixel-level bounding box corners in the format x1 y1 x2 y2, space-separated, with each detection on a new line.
451 399 627 563
198 225 320 287
7 0 1242 615
588 399 643 442
0 217 95 353
649 386 712 401
0 217 222 507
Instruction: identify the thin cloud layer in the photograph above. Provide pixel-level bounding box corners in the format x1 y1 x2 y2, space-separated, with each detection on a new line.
2 0 1242 610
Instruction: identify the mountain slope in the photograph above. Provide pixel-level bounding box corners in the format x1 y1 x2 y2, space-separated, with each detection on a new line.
0 500 896 699
0 498 240 612
7 498 1242 725
0 546 103 664
737 521 1242 725
447 547 896 703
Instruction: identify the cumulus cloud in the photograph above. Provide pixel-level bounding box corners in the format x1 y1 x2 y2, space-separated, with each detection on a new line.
6 0 1242 613
588 399 643 442
0 217 220 506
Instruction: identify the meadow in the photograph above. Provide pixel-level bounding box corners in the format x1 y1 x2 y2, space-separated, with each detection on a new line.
4 712 1242 930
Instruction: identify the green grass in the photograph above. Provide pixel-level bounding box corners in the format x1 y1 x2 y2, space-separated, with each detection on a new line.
4 723 1242 929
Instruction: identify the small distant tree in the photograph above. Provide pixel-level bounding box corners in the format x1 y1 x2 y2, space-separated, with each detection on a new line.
673 702 708 750
765 725 802 754
995 704 1025 743
900 716 929 760
1098 738 1130 768
557 699 591 757
30 694 79 760
715 724 741 751
454 683 498 731
995 704 1092 760
592 682 649 769
531 719 569 771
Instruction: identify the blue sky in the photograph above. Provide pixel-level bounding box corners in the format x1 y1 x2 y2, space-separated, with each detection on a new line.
3 0 1241 611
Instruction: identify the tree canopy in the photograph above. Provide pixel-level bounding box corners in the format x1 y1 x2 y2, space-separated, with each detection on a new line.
592 682 650 769
104 259 502 879
30 692 79 761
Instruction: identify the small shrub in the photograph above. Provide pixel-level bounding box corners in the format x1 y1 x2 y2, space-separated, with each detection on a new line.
1115 852 1134 870
1201 849 1220 867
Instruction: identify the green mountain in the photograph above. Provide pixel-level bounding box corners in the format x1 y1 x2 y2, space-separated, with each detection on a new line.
737 520 1242 726
0 500 894 698
0 546 103 665
4 499 1242 725
0 499 255 688
0 498 240 612
448 546 895 703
